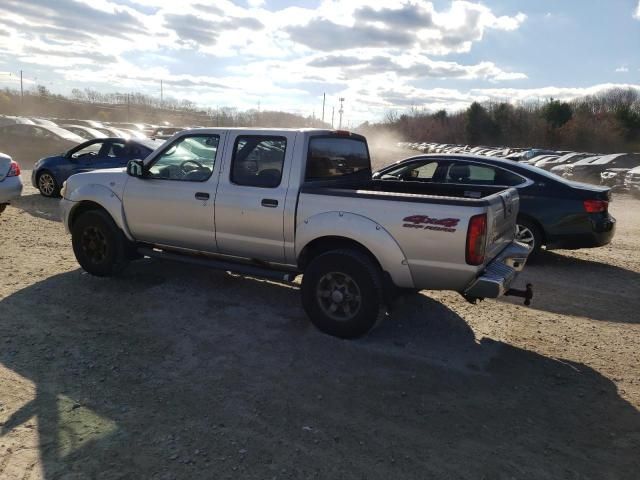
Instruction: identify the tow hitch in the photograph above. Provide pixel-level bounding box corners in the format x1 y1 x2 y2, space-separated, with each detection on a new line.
505 283 533 306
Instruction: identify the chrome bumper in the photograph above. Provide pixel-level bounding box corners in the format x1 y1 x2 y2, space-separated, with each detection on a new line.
464 241 531 299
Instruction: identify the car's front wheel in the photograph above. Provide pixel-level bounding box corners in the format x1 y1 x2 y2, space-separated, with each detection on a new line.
71 210 130 276
301 249 383 339
37 171 60 197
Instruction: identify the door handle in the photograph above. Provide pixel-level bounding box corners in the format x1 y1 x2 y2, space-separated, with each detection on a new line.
195 192 210 201
261 198 278 208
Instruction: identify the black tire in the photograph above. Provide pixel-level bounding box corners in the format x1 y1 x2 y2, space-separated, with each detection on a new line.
71 210 130 276
37 171 60 197
301 249 383 339
0 204 6 214
516 217 543 258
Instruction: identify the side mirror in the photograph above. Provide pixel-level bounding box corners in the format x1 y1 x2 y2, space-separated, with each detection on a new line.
127 159 145 178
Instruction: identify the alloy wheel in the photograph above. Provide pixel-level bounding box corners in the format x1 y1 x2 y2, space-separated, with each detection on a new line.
81 226 108 264
516 224 535 248
316 272 362 322
38 173 55 196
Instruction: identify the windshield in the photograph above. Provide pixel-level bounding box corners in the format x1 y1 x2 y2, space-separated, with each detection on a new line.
46 125 84 142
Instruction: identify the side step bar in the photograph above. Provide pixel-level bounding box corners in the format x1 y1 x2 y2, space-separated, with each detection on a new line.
138 247 299 283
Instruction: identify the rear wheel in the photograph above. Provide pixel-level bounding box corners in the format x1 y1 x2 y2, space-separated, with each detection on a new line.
0 204 6 214
516 217 542 257
37 171 60 197
301 249 383 339
71 210 130 276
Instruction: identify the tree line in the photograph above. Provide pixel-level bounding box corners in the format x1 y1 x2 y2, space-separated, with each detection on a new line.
362 88 640 153
0 85 328 129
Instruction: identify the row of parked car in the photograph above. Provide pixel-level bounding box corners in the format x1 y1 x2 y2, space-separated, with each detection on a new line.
398 142 640 196
0 122 621 264
0 115 196 198
0 116 191 211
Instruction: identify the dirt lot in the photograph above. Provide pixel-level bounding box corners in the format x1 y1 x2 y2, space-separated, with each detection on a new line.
1 169 639 479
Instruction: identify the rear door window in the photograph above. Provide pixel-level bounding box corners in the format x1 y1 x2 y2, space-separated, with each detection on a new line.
306 136 370 181
231 136 286 188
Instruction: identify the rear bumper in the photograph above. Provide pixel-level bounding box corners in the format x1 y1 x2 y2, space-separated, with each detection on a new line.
0 175 23 203
463 241 531 299
546 215 616 249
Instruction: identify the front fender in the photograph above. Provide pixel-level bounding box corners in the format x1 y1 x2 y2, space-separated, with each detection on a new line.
295 211 415 289
65 184 133 240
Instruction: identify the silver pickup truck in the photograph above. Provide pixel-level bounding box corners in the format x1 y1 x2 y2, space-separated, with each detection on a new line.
61 128 531 338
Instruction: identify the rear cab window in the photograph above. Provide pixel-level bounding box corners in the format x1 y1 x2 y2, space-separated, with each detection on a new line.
306 135 371 181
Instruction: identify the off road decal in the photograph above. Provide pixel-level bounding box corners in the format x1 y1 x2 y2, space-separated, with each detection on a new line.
402 215 460 233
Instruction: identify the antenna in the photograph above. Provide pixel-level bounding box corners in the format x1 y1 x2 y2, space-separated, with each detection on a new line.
338 97 345 129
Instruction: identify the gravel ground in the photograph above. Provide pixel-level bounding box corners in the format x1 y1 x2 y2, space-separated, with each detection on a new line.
1 168 639 480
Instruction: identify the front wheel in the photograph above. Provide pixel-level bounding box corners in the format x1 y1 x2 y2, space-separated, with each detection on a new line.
71 210 130 276
301 249 383 339
37 171 60 197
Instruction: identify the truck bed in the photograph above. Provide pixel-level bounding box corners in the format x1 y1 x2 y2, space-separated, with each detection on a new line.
300 179 508 205
297 178 520 291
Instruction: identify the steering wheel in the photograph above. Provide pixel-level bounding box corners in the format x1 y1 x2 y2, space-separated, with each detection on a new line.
381 173 401 180
179 160 205 173
73 151 97 159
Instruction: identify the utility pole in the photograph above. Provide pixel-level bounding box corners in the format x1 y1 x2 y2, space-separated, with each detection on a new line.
20 70 23 105
322 93 326 123
338 97 345 129
331 107 335 128
127 93 130 121
160 80 163 108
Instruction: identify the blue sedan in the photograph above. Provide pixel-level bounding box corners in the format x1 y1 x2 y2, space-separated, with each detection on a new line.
373 154 616 256
32 138 163 197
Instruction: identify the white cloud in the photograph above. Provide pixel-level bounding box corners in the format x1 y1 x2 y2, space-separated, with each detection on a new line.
615 66 629 73
634 1 640 19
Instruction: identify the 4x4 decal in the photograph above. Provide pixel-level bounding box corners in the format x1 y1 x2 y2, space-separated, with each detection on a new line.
403 215 460 233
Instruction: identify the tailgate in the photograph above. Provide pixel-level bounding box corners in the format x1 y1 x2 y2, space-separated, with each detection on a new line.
484 188 519 263
0 155 11 182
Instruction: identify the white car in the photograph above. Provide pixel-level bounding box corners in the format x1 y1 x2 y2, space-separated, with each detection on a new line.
0 153 23 214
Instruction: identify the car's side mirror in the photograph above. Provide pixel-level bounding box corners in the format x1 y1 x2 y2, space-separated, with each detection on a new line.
127 159 145 178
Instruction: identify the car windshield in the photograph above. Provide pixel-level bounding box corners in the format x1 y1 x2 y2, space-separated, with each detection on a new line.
45 125 84 142
592 154 626 165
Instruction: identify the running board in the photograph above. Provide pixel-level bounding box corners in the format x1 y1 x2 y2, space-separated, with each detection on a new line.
137 247 299 283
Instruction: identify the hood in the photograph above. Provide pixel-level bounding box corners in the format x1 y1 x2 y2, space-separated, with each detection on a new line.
34 153 68 169
64 167 128 198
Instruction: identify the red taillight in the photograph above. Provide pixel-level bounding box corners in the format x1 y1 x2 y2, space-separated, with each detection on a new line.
466 214 487 266
583 199 608 213
7 160 20 177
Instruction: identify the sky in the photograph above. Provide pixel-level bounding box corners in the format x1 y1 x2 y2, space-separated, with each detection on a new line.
0 0 639 125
